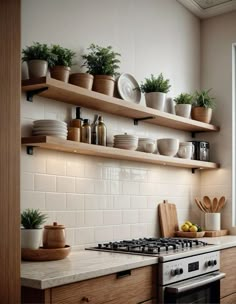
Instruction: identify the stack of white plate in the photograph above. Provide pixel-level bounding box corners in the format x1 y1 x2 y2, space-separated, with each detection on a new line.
113 134 138 150
32 120 68 139
137 138 156 152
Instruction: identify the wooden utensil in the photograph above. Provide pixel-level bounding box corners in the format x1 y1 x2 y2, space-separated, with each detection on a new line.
194 198 206 213
158 200 179 237
217 196 226 212
203 196 212 212
212 197 218 212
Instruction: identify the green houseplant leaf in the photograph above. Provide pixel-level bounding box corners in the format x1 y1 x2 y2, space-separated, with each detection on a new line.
174 93 193 105
82 44 121 77
140 74 171 93
50 44 76 67
193 89 216 109
21 209 47 229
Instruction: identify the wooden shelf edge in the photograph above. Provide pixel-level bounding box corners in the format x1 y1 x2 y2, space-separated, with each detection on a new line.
21 136 220 170
21 77 220 133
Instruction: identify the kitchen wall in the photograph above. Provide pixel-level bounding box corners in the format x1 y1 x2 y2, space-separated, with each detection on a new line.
200 11 236 233
21 0 201 249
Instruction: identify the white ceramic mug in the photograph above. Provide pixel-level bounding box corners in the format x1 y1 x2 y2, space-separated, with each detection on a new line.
205 213 221 231
177 142 194 159
143 142 155 153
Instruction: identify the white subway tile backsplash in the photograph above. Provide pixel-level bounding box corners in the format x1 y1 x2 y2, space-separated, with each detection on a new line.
94 180 110 194
113 225 131 240
122 181 139 195
56 211 76 228
84 211 103 226
21 191 45 210
84 164 103 179
75 227 95 245
35 174 56 192
84 195 107 210
56 176 75 193
130 224 148 238
45 193 66 210
113 195 130 209
66 193 84 210
122 210 139 224
65 228 75 246
22 154 46 173
94 226 113 242
46 159 66 176
139 182 158 196
66 161 84 177
21 172 34 191
130 196 148 209
76 178 95 194
76 211 85 226
103 210 122 225
139 209 157 223
110 181 122 195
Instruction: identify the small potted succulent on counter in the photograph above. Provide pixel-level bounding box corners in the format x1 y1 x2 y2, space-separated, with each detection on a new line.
140 73 171 112
21 208 47 249
82 43 121 96
192 89 216 123
22 42 56 79
50 44 76 83
174 92 193 119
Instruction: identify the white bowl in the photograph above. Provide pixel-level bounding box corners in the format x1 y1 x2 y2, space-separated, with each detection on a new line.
138 138 156 152
157 138 179 156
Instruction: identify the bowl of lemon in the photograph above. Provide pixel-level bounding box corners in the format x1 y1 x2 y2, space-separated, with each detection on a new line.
175 221 205 238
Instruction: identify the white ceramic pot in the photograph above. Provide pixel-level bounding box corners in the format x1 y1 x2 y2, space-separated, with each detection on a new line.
177 142 194 159
205 213 221 231
143 142 155 153
145 92 166 111
27 60 48 79
175 104 192 119
21 228 42 249
157 138 179 156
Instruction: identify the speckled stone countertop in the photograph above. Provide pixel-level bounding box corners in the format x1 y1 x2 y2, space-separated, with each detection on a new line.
21 250 158 289
21 235 236 290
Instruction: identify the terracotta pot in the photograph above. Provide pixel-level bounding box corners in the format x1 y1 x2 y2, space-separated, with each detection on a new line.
93 75 115 96
21 228 42 249
145 92 166 111
43 222 66 249
27 60 48 79
69 73 94 90
50 66 70 83
191 107 212 123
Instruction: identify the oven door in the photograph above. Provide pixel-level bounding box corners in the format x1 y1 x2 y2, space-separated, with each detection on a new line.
163 271 225 304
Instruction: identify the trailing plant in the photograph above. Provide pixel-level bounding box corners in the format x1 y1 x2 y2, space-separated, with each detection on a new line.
140 74 171 94
193 89 216 109
21 209 47 229
22 42 57 67
174 93 193 105
50 44 76 67
82 44 121 77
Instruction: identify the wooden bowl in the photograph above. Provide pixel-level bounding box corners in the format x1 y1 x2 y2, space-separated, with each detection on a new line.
21 245 71 261
175 231 205 238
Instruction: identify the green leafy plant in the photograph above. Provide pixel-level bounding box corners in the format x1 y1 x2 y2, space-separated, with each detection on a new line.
50 44 76 67
193 89 216 109
82 44 121 77
140 74 171 94
22 42 57 67
174 93 193 105
21 209 47 229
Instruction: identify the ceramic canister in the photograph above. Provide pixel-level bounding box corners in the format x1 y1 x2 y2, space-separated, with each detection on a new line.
43 222 66 249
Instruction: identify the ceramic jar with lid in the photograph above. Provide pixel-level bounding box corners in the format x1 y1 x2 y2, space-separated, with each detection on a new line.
43 222 66 249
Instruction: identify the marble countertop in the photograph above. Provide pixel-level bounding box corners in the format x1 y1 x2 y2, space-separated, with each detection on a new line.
21 235 236 290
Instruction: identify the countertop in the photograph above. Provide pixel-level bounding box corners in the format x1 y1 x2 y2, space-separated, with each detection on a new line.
21 235 236 290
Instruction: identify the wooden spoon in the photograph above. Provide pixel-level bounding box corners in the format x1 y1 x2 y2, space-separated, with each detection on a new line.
217 196 226 212
203 196 212 212
212 197 218 212
195 198 206 213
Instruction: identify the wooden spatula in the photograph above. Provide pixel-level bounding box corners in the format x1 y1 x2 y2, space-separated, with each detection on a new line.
212 197 218 212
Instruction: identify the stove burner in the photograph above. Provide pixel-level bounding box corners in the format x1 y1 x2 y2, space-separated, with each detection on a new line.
96 238 207 255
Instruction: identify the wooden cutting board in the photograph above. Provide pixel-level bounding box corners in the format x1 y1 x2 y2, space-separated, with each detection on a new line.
158 200 179 237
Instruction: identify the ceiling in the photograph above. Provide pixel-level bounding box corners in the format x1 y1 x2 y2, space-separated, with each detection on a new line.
177 0 236 18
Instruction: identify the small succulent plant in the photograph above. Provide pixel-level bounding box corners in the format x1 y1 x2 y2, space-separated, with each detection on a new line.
174 93 193 105
193 89 216 109
140 73 171 94
21 209 47 229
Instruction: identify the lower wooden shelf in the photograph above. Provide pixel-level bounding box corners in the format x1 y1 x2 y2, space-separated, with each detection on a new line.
21 136 220 170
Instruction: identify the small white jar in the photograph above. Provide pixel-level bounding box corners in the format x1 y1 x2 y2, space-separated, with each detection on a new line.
177 142 194 159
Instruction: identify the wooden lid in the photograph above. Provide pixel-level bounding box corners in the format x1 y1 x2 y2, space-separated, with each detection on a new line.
44 222 65 229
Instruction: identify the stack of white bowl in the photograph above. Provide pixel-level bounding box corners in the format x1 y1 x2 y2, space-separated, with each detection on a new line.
137 138 156 153
157 138 179 156
32 120 68 139
113 134 138 150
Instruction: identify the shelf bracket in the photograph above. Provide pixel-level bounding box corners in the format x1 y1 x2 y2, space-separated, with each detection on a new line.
191 132 196 138
134 116 155 125
192 168 197 174
26 87 48 102
26 146 34 155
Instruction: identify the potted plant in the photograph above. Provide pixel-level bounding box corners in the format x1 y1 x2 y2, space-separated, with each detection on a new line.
192 89 216 123
140 73 171 111
50 44 76 83
21 209 47 249
22 42 56 79
174 93 193 119
82 43 121 96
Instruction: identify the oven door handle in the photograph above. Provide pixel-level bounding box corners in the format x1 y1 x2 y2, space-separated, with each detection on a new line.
165 271 225 294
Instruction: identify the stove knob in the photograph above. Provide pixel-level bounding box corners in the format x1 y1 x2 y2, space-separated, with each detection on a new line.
214 260 217 266
171 269 178 276
206 260 215 267
179 268 184 274
171 268 183 276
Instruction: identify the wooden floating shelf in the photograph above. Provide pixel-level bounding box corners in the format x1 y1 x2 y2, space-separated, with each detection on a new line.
22 77 220 133
21 136 220 170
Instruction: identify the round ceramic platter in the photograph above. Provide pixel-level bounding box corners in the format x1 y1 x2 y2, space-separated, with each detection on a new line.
117 73 141 104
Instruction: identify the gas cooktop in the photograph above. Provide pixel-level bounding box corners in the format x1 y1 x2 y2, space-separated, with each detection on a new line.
87 237 220 262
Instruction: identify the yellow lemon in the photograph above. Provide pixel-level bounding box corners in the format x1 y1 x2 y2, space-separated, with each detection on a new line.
185 221 192 227
189 225 198 232
181 224 189 232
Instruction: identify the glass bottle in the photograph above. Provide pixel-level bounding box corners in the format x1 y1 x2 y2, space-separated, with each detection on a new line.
81 119 91 144
97 116 107 146
91 114 99 145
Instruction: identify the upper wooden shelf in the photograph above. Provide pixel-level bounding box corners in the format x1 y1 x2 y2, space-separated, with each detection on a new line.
21 136 220 170
22 77 220 133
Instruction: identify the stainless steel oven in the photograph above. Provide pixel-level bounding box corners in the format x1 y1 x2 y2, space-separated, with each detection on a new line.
158 251 225 304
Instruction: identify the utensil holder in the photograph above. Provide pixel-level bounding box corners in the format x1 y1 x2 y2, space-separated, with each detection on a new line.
205 213 221 230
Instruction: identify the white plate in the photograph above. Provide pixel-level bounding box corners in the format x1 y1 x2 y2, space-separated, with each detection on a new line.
34 120 67 127
32 131 68 135
33 126 68 132
117 73 141 103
